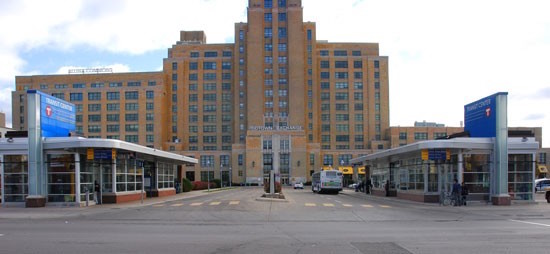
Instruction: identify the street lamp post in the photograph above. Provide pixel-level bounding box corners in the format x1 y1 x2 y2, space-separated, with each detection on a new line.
229 167 232 187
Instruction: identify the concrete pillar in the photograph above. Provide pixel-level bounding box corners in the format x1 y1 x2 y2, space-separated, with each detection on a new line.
75 153 80 203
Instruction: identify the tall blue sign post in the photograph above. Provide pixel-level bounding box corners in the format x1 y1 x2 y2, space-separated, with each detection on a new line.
464 92 509 205
26 90 76 207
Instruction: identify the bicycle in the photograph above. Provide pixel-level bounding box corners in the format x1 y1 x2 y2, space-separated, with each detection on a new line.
440 191 455 206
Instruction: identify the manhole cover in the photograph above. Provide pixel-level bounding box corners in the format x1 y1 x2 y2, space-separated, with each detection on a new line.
352 242 413 254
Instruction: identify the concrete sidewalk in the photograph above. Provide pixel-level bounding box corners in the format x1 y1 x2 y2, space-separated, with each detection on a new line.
340 188 550 208
0 188 233 220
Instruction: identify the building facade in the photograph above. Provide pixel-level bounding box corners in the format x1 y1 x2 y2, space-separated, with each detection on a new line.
13 0 389 185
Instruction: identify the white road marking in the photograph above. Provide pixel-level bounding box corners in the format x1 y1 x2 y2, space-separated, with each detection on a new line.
170 203 184 207
210 202 221 206
190 203 203 206
361 205 373 208
323 203 334 207
334 200 342 203
510 220 550 228
305 203 316 207
342 204 353 207
379 205 391 208
0 234 4 237
229 201 240 205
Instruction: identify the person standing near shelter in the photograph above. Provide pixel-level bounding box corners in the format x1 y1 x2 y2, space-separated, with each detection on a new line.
366 178 373 194
461 181 469 206
451 179 461 206
94 180 100 204
384 179 390 197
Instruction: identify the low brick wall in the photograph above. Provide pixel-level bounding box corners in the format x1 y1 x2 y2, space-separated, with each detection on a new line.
102 192 146 204
150 188 176 198
396 192 439 203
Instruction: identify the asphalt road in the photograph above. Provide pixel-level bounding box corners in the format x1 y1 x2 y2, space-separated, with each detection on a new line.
0 187 549 254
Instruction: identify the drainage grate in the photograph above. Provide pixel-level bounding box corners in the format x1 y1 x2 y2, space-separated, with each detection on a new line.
351 242 413 254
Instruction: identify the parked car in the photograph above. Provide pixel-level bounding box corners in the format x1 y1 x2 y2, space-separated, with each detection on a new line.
535 178 550 192
294 182 304 189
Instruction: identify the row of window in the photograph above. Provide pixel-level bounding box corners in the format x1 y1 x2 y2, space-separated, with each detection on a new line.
264 12 287 22
320 82 380 90
320 60 380 69
39 81 156 90
187 73 231 81
61 91 154 101
319 50 365 57
188 51 232 58
398 132 448 140
188 136 232 144
320 71 379 80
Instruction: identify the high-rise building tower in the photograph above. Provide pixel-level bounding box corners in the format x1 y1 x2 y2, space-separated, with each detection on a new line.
13 0 389 185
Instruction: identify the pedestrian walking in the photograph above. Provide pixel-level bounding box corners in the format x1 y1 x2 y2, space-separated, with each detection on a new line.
385 180 390 197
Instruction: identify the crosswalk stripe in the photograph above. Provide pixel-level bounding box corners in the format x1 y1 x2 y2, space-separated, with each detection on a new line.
323 203 334 207
190 203 203 206
229 201 240 205
305 203 316 207
343 204 353 207
379 205 391 208
210 202 221 206
170 203 184 207
361 205 373 208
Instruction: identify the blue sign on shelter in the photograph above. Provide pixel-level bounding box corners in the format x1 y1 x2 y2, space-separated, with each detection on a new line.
28 90 76 137
464 92 507 138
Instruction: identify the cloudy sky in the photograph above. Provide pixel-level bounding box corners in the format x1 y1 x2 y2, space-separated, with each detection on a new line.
0 0 549 146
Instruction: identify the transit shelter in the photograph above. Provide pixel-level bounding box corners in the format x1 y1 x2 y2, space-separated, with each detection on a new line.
0 137 197 207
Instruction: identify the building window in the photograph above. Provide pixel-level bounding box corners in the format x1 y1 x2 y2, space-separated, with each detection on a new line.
335 61 348 68
265 13 272 22
279 13 287 22
203 62 217 70
265 0 272 8
335 72 348 79
307 29 312 40
320 72 330 79
204 51 218 57
320 50 329 56
374 60 380 68
399 132 407 140
125 91 139 100
334 50 347 56
414 132 428 140
107 92 120 100
278 27 287 38
352 50 361 56
125 114 138 122
88 92 101 101
320 61 329 68
88 104 101 112
264 28 272 38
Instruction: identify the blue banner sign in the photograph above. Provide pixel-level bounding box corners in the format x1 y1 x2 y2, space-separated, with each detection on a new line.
94 150 113 160
464 93 507 138
428 149 449 161
40 92 76 137
29 90 76 137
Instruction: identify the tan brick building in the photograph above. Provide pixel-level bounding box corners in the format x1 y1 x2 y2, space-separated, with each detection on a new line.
13 0 390 185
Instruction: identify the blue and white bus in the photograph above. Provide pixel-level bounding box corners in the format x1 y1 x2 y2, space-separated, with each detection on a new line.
311 170 343 194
